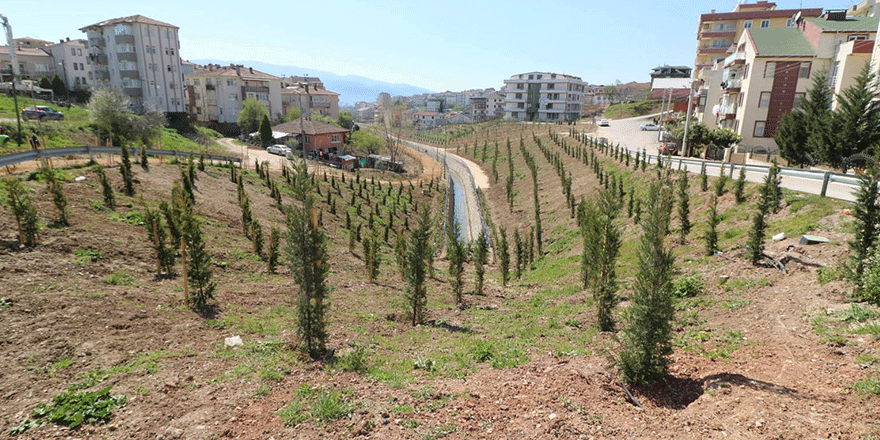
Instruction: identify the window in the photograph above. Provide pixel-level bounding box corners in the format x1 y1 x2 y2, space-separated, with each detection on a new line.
743 20 752 29
70 48 76 56
517 102 524 109
228 93 238 101
79 63 84 70
167 65 172 72
793 93 805 108
744 64 749 77
759 92 771 108
712 39 729 48
786 18 796 27
754 121 766 137
760 20 770 28
193 79 200 85
546 103 553 110
227 79 235 86
547 83 555 90
219 108 223 115
528 75 533 80
169 82 176 90
848 34 868 41
799 62 811 79
304 135 311 144
73 63 79 71
196 106 201 114
77 48 82 56
764 61 775 78
114 24 132 35
331 134 340 143
537 74 542 79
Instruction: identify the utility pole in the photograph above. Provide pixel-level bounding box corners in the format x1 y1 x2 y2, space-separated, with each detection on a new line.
682 79 696 157
0 14 23 145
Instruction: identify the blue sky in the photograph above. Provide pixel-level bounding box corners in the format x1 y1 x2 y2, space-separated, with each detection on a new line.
3 0 854 91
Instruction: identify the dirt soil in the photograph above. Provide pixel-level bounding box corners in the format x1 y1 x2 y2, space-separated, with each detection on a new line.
1 128 879 439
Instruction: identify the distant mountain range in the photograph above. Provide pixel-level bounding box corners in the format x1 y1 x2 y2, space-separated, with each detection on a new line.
190 59 434 106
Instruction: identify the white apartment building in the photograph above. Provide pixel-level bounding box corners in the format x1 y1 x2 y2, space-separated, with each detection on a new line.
503 72 586 122
184 64 282 125
43 39 92 91
80 15 184 114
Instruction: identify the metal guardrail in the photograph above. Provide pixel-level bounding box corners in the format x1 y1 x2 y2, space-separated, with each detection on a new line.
0 146 241 169
578 133 859 200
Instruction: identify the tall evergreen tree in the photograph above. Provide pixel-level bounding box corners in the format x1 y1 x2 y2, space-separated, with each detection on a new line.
180 192 215 309
406 209 432 325
832 63 880 169
474 229 489 296
802 70 834 165
447 220 467 306
747 172 774 265
498 227 510 287
620 180 675 385
580 189 622 332
2 178 40 246
285 161 329 358
705 195 720 256
677 172 691 244
120 145 134 196
43 167 69 226
258 114 274 146
850 167 880 295
775 110 811 167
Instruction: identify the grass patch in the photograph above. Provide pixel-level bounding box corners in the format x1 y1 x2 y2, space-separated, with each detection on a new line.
103 270 137 286
108 210 146 225
74 249 102 263
279 385 355 426
9 386 126 435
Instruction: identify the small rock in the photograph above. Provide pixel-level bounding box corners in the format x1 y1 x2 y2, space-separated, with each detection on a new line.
224 335 243 347
548 413 557 420
75 176 86 182
772 232 785 242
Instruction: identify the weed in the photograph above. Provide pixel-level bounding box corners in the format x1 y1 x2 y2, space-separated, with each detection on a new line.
672 274 704 298
850 375 880 396
422 423 457 440
817 266 846 284
10 386 126 435
47 358 73 374
103 270 137 286
838 304 878 323
723 298 752 310
74 249 102 263
413 357 436 372
334 345 370 373
279 385 354 426
108 210 146 225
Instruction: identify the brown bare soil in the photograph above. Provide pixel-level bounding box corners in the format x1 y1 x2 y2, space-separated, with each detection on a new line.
1 124 879 439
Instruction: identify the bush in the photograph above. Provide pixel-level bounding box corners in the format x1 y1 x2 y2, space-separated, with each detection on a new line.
10 386 126 434
672 274 704 298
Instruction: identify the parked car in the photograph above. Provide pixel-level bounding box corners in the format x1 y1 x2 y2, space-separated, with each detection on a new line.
659 142 679 156
639 122 661 131
266 144 291 156
21 106 64 121
598 119 610 126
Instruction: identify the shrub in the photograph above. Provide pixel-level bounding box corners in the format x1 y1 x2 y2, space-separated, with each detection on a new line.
672 274 704 298
3 178 40 246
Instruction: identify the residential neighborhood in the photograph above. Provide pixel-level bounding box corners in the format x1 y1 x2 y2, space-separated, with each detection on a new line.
7 3 880 440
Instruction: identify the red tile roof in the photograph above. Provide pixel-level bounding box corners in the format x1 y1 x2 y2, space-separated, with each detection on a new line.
272 118 348 136
80 15 178 31
188 64 279 81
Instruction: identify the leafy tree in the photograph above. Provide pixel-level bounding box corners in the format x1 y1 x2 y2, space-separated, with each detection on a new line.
406 209 432 325
258 115 274 146
850 167 880 296
709 128 741 151
237 98 267 134
43 167 68 226
281 107 302 122
86 88 133 147
498 227 510 287
94 165 115 210
338 111 354 130
620 180 675 385
685 123 711 157
349 131 383 155
705 195 720 256
131 109 166 147
2 178 40 246
832 63 880 169
285 161 329 358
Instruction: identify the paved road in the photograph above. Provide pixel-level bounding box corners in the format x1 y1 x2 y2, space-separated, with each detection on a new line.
592 114 859 202
401 139 486 244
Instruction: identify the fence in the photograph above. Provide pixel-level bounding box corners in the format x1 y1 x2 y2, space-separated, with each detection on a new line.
577 133 860 201
0 146 242 169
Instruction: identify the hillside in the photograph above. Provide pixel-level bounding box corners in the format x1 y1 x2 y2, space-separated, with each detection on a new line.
1 122 879 439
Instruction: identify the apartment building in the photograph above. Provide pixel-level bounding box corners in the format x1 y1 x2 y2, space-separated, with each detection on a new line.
80 15 184 114
43 39 92 91
502 72 585 122
0 46 55 82
694 2 822 76
184 63 282 125
281 81 340 120
699 12 878 151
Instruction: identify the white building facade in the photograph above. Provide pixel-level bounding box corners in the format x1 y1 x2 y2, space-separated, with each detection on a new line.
502 72 586 122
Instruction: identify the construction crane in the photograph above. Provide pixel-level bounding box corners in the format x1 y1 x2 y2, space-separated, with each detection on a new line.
0 13 23 145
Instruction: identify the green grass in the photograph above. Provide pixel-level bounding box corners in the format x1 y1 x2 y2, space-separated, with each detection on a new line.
279 385 355 426
103 270 137 286
603 100 663 119
108 210 146 225
73 249 102 263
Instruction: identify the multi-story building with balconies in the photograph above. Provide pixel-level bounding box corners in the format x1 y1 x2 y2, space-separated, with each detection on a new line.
80 15 184 114
502 72 585 122
694 3 822 77
43 39 93 92
0 46 55 83
184 63 282 126
696 11 877 152
281 79 340 120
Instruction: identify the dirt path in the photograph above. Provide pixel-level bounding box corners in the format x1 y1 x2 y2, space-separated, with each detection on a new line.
217 138 289 172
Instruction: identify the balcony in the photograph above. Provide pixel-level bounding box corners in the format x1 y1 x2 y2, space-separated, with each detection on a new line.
114 34 135 45
123 87 143 97
717 104 737 119
117 52 138 62
94 69 110 80
698 47 730 55
724 52 746 68
91 54 108 65
699 31 736 39
89 38 105 49
242 85 269 94
120 70 140 80
721 79 741 93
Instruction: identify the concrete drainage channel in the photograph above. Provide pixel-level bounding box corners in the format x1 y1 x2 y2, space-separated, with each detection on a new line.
401 139 489 246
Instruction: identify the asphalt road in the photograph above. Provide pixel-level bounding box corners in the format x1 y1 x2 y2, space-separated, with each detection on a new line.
592 114 859 202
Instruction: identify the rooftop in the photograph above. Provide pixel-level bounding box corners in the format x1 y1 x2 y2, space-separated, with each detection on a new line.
188 64 279 81
747 28 815 57
80 15 178 31
802 15 880 32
